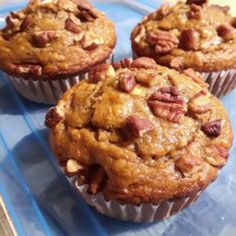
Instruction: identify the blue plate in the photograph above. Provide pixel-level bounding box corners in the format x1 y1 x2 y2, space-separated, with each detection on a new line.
0 1 236 235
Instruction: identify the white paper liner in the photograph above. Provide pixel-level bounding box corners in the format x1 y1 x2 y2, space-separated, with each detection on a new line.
132 51 236 98
8 53 114 104
74 181 203 223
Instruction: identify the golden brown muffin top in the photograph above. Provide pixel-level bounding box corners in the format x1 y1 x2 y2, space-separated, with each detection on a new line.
0 0 116 79
131 0 236 72
46 57 233 204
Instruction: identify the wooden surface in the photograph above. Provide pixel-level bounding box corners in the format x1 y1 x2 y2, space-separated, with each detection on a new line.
0 196 17 236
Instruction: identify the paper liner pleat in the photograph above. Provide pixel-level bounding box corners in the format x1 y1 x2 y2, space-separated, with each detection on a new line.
75 181 203 223
8 53 113 104
132 51 236 98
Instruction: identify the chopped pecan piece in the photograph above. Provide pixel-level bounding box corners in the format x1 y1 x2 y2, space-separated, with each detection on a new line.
65 13 81 33
188 90 211 114
112 58 133 70
188 4 203 19
217 24 235 41
148 87 186 123
87 165 107 195
32 31 57 47
45 107 62 128
232 17 236 28
65 159 84 177
201 120 222 138
119 71 136 93
131 57 157 69
77 0 98 22
15 64 42 76
204 145 229 168
20 16 31 31
180 29 200 51
134 26 146 43
81 32 104 50
186 0 208 5
183 69 209 87
175 154 203 176
127 115 155 137
88 64 114 83
158 3 170 19
147 31 179 54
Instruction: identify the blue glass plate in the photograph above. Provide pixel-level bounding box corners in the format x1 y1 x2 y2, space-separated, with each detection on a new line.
0 1 236 235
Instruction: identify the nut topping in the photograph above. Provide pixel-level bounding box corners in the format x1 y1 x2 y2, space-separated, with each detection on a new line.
170 57 184 71
45 107 62 128
15 64 42 76
32 31 57 47
148 87 186 123
180 29 200 51
183 69 209 88
20 16 31 31
81 32 104 50
147 31 179 54
112 58 133 70
158 3 170 19
204 145 229 168
217 24 235 41
88 64 114 83
65 14 81 34
77 0 98 22
131 57 157 69
186 0 208 5
119 71 136 93
188 4 203 19
175 154 203 176
201 120 222 138
126 115 155 137
134 26 146 43
65 159 83 177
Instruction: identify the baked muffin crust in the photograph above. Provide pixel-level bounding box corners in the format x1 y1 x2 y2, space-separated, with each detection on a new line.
0 0 116 79
131 0 236 72
46 57 233 204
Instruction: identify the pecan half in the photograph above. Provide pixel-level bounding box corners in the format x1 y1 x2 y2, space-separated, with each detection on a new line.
119 71 136 93
88 64 115 83
147 31 179 54
131 57 157 69
175 154 203 176
201 120 222 138
148 87 186 123
81 32 104 50
112 58 133 70
15 64 42 76
45 107 62 128
186 0 208 5
180 29 200 51
204 145 229 168
183 69 209 88
32 31 57 47
217 24 235 41
127 115 155 137
188 4 203 20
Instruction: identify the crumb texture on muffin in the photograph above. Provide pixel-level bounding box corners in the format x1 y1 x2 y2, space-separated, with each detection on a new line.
131 0 236 72
0 0 116 79
46 57 233 204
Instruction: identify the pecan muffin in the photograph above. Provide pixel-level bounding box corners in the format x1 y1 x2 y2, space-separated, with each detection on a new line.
0 0 116 104
46 57 233 222
131 0 236 97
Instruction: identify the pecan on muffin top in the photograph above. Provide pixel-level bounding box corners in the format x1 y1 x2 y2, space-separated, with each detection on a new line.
0 0 116 79
131 0 236 72
46 57 233 205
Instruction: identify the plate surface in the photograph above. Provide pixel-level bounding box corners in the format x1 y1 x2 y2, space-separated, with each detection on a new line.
0 1 236 236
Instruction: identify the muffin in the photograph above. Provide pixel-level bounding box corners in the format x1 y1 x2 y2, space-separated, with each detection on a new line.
0 0 116 104
131 0 236 97
45 57 233 222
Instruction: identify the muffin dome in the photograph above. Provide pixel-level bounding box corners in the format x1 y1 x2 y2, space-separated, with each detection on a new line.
131 0 236 72
46 57 233 204
0 0 116 79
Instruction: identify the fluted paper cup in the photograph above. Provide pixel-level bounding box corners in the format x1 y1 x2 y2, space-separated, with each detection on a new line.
8 53 114 104
74 181 203 223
